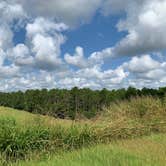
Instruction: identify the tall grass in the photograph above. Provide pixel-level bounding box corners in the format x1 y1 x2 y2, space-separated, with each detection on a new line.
12 134 166 166
0 117 97 163
94 96 166 142
99 96 166 122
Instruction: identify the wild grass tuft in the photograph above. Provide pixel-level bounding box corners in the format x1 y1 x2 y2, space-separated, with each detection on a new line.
0 117 97 163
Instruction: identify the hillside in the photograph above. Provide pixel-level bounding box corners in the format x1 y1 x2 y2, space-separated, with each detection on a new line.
0 96 166 165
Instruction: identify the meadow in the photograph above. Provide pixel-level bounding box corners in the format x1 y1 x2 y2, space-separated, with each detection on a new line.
0 96 166 165
14 134 166 166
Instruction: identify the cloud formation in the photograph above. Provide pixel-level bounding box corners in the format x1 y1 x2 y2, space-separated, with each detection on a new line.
15 0 102 26
111 0 166 56
0 0 166 91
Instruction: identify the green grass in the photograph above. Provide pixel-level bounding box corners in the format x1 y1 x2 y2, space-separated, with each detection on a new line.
0 117 97 162
12 134 166 166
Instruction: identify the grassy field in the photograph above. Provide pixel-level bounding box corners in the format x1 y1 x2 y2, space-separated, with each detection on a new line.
0 96 166 165
11 134 166 166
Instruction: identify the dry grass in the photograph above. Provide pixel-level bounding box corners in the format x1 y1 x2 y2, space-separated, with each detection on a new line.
117 134 166 164
99 96 166 122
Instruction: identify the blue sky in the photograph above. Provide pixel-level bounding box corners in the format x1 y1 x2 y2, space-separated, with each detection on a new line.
62 14 126 55
0 0 166 91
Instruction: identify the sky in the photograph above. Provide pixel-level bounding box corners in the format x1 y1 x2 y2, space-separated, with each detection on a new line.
0 0 166 91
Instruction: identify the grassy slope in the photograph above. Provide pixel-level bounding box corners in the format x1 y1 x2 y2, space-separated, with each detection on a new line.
14 134 166 166
0 96 166 166
0 106 74 128
1 96 166 130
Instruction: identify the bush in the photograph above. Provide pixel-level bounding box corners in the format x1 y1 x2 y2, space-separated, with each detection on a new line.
0 118 96 162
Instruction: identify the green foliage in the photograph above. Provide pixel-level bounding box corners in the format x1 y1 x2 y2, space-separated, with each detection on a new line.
0 117 97 162
0 118 50 161
0 86 166 120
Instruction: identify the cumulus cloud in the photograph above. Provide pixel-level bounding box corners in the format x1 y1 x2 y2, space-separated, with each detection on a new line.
0 1 25 23
0 25 13 50
26 17 68 71
124 55 160 73
31 33 63 71
0 65 19 78
0 1 25 83
64 46 90 68
65 46 114 69
55 65 128 90
15 0 102 26
0 48 6 66
7 44 34 67
89 47 114 63
98 0 166 58
112 0 166 56
122 54 166 88
26 17 68 38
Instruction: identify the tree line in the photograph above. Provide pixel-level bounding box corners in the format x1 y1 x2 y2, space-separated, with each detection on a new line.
0 87 166 119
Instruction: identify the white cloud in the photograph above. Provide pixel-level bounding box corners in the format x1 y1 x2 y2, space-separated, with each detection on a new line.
7 44 34 67
113 0 166 56
125 55 160 73
26 17 68 38
65 46 114 69
64 46 90 68
15 0 102 26
99 0 166 58
0 25 13 50
0 48 6 66
0 1 25 23
122 54 166 88
25 17 67 71
0 65 19 78
9 44 29 59
0 1 25 81
89 47 114 63
31 33 64 71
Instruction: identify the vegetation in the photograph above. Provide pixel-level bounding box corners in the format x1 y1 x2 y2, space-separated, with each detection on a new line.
0 87 166 119
0 95 166 165
0 116 96 163
12 134 166 166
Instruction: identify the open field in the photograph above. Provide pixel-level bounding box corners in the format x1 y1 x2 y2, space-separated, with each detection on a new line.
0 96 166 165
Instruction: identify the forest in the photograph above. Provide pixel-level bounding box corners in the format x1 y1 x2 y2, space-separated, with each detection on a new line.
0 86 166 119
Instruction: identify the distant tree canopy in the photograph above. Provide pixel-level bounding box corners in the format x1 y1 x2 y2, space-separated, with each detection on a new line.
0 87 166 119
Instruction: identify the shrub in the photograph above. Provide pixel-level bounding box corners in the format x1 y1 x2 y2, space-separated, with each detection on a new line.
0 118 96 162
